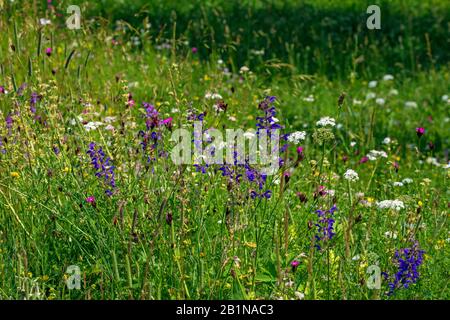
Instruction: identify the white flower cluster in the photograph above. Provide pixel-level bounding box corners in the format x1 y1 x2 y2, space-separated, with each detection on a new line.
204 92 222 100
402 178 413 184
343 169 359 182
376 199 405 211
84 121 104 131
382 137 391 145
316 117 336 127
367 150 388 161
287 131 306 144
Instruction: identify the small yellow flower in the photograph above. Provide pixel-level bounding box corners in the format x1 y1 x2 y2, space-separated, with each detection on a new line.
63 167 69 173
244 242 257 248
367 197 374 203
10 172 19 178
41 275 49 281
204 74 210 81
418 201 423 207
156 102 161 107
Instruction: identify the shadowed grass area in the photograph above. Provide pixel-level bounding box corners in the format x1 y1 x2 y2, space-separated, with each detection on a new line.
10 0 448 79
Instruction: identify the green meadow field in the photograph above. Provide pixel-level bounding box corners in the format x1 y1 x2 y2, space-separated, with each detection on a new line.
0 0 448 300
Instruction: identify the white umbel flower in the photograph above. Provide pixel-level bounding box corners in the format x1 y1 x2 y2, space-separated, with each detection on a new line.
402 178 413 184
367 150 388 161
376 98 386 105
344 169 359 182
377 199 405 211
84 121 104 131
405 101 418 108
368 81 378 88
316 117 336 127
204 92 222 100
287 131 306 144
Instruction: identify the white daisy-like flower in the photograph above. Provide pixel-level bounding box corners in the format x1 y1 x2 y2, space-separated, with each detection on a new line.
287 131 306 144
350 141 357 147
402 178 413 184
316 116 336 127
405 101 418 108
393 182 404 187
344 169 359 182
376 98 385 105
377 199 405 211
382 137 391 145
368 81 378 88
383 74 394 81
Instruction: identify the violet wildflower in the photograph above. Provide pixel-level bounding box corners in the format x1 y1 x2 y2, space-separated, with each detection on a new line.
314 205 337 250
45 47 52 57
17 83 27 96
191 47 198 54
250 190 271 199
30 92 41 113
0 86 5 94
383 241 425 296
86 142 116 196
256 96 282 136
53 145 60 155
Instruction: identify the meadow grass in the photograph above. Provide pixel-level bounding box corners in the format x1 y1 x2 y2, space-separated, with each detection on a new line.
0 1 448 300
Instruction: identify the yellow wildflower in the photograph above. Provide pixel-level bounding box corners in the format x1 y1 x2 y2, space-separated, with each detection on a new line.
10 172 19 178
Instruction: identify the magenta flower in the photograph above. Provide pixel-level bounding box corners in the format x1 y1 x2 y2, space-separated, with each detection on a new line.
359 156 369 164
127 99 135 108
45 47 52 57
86 196 95 203
162 117 173 130
416 127 425 138
291 260 300 271
191 47 198 54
